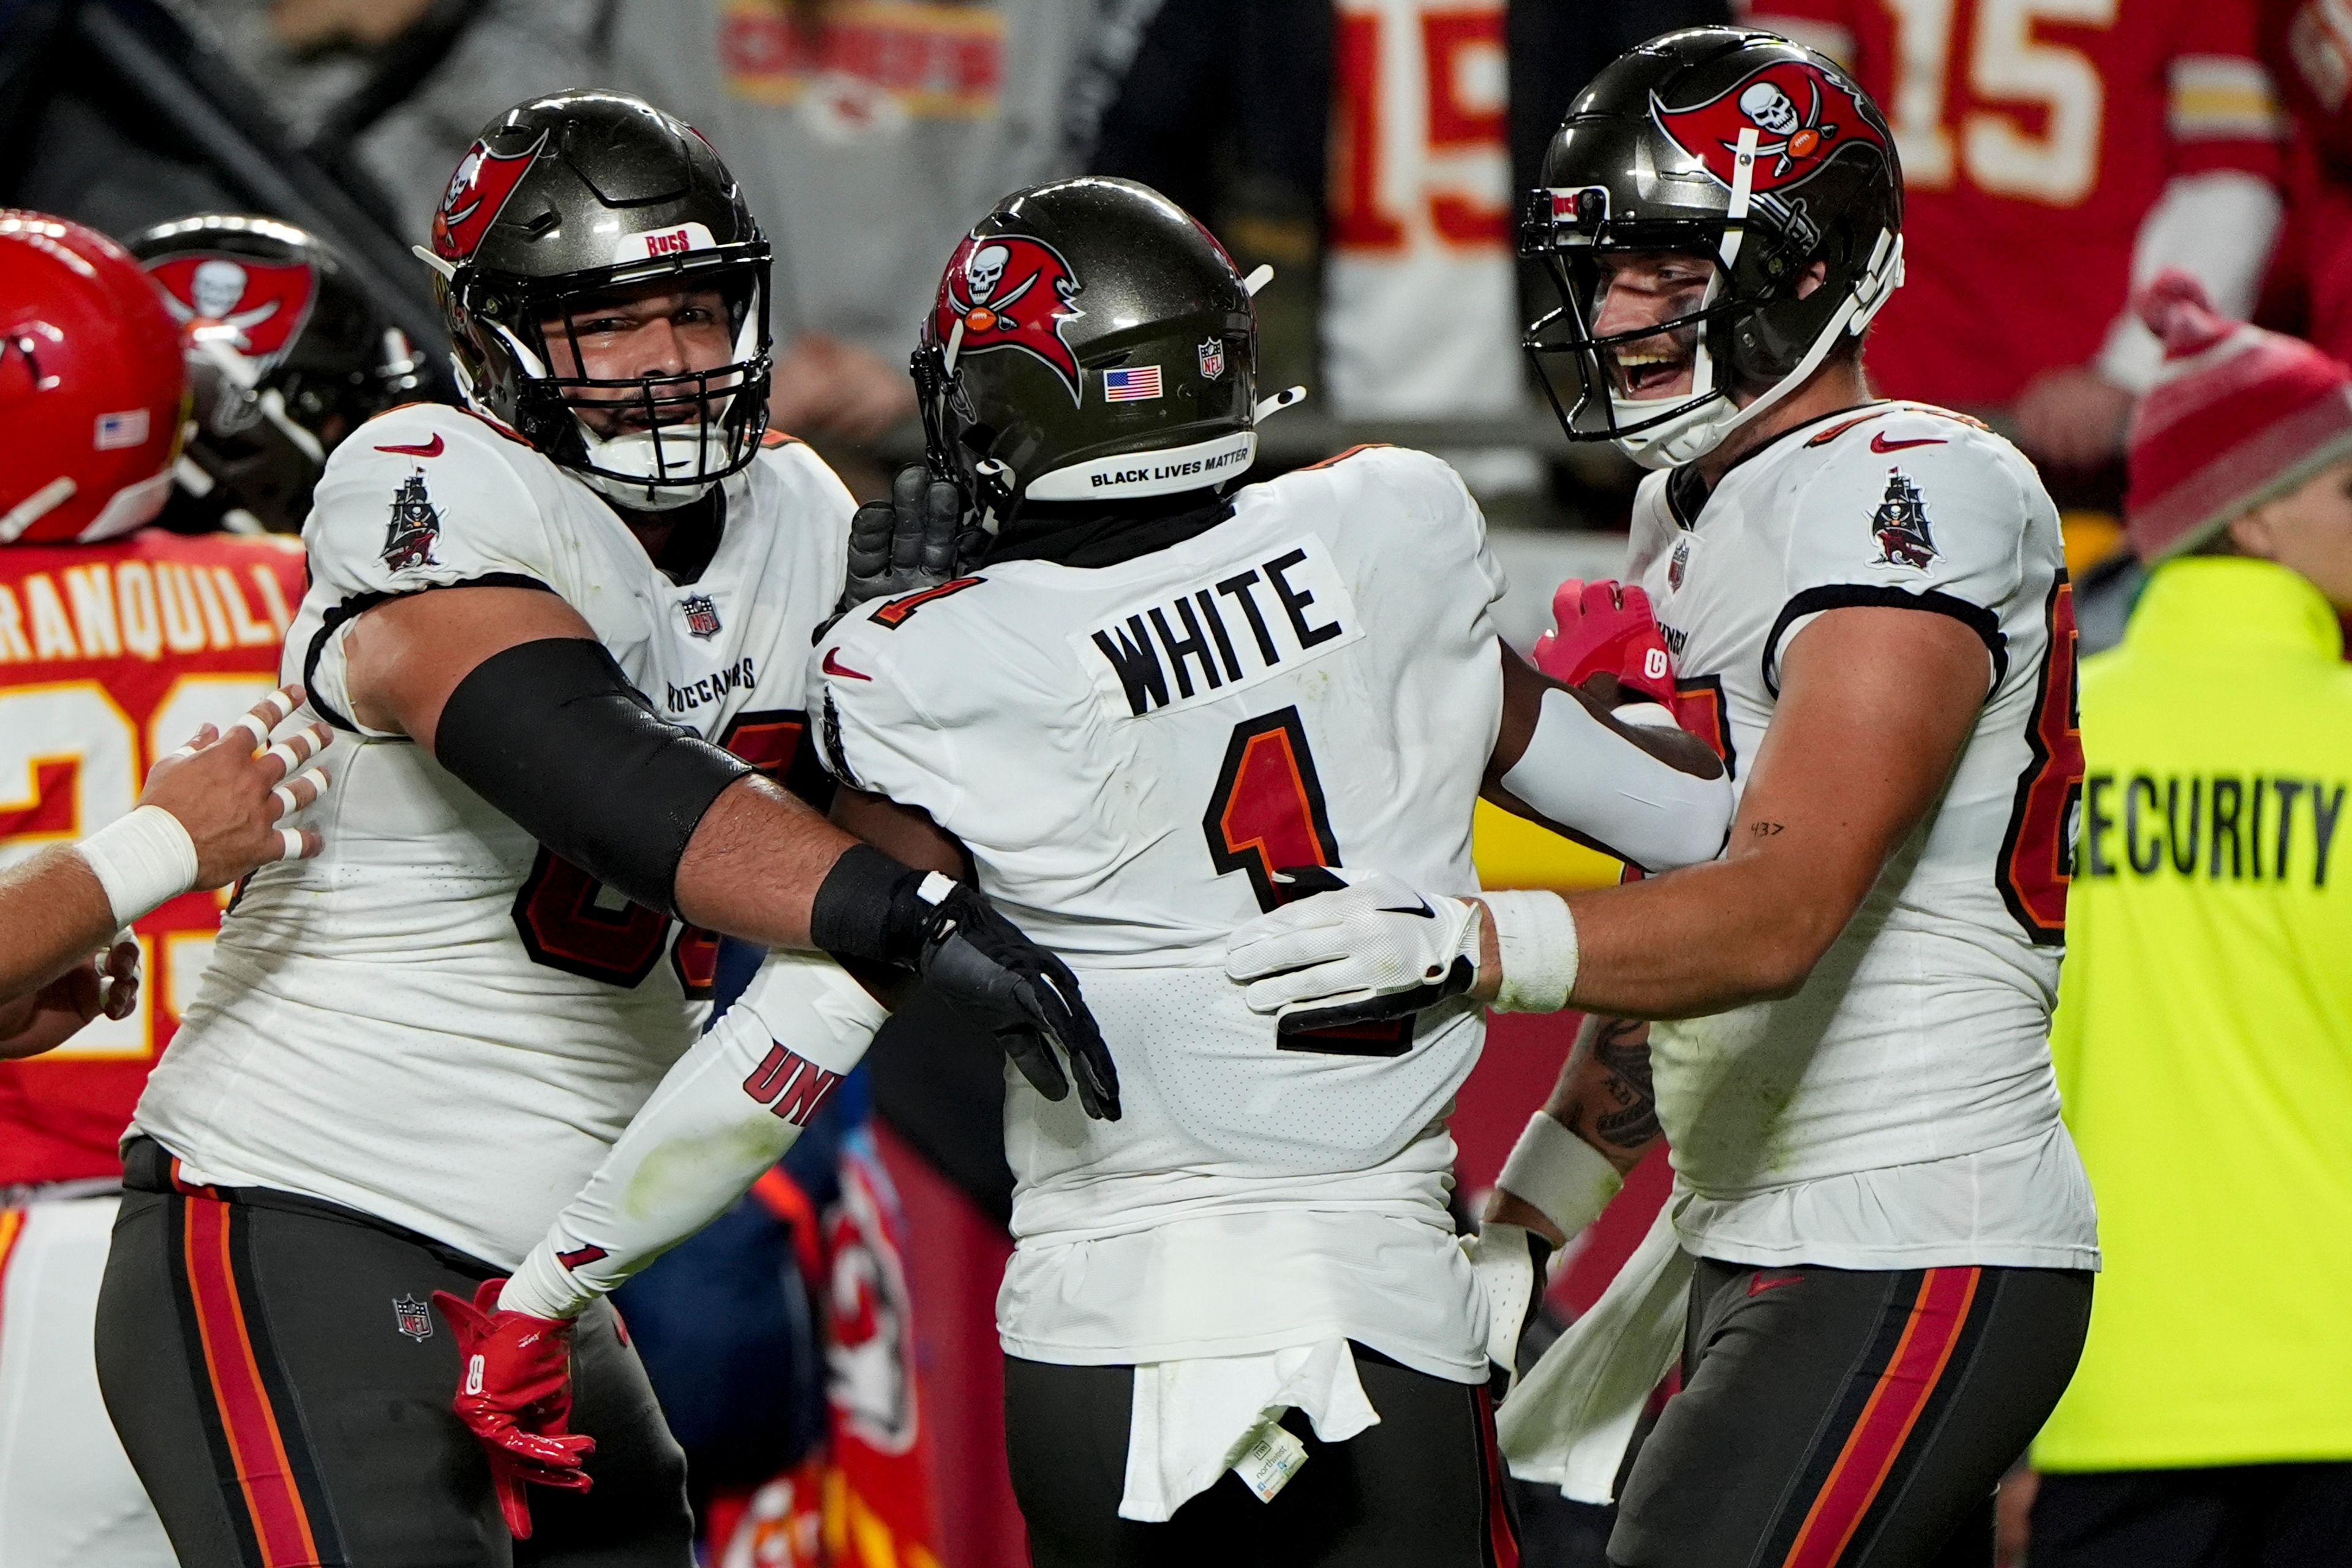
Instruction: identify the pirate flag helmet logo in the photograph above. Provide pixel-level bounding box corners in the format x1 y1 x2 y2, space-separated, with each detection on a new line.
930 233 1085 404
431 133 546 263
145 254 317 366
1651 60 1885 200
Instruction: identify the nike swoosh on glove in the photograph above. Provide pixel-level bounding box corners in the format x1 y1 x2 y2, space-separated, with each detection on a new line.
840 464 964 611
1223 865 1480 1035
431 1279 595 1540
912 876 1121 1120
1531 579 1678 710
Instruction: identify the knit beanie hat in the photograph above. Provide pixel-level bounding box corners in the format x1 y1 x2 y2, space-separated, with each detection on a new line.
2124 271 2352 562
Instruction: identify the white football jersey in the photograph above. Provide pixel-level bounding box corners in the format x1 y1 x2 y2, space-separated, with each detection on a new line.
134 402 854 1268
1630 402 2098 1269
809 445 1505 1379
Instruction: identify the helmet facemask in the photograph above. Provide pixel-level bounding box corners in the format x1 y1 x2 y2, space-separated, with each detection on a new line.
455 249 772 511
1522 177 1902 470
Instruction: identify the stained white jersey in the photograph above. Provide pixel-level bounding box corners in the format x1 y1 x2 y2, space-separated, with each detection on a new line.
133 402 854 1268
809 445 1506 1379
1629 402 2098 1269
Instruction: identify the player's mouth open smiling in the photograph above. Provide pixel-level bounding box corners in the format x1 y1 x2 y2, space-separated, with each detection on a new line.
1591 252 1713 401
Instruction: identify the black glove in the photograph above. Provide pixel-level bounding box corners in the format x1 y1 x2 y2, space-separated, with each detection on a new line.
840 466 963 611
914 879 1120 1121
810 845 1120 1120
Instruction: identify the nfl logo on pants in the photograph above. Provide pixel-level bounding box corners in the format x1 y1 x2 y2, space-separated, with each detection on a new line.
393 1295 434 1341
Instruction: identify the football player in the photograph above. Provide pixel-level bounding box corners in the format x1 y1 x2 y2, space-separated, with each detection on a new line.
129 213 429 535
459 175 1734 1568
0 211 330 1568
94 92 1110 1568
1746 0 2286 467
1226 28 2100 1567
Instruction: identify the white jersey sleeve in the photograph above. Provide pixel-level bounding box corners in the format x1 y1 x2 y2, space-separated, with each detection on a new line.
1766 410 2034 698
805 588 971 813
500 951 888 1319
298 405 571 734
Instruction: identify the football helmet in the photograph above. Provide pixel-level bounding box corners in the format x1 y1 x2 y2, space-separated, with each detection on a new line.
1521 27 1904 469
130 214 428 533
0 211 186 546
419 91 771 511
914 178 1285 543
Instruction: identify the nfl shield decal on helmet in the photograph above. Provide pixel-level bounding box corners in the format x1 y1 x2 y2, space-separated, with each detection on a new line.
1872 469 1938 568
145 253 318 366
932 232 1085 403
432 133 546 262
393 1294 434 1341
382 472 441 571
680 593 723 639
1651 61 1883 198
1197 337 1226 380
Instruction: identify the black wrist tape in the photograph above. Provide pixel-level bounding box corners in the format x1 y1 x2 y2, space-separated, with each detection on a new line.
809 842 927 965
434 638 753 916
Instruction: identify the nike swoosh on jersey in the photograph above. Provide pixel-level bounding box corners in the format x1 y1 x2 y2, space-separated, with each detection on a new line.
821 648 872 681
1871 432 1947 453
374 434 445 458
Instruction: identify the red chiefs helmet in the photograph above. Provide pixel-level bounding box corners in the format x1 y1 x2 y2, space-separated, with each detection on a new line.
0 212 186 545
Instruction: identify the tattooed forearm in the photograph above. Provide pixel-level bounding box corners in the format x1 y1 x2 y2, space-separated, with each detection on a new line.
1556 1016 1660 1172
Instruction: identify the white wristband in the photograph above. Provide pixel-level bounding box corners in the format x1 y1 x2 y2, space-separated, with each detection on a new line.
1480 890 1580 1013
73 807 200 928
1498 1110 1623 1238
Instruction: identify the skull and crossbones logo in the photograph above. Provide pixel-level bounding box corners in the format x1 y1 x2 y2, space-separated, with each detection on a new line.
952 243 1036 334
1736 76 1839 178
159 258 282 351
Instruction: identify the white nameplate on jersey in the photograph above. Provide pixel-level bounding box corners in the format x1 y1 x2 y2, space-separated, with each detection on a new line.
1071 535 1364 720
1229 1418 1309 1504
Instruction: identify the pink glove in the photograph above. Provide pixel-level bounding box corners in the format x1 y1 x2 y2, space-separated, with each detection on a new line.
1531 579 1678 709
432 1279 595 1540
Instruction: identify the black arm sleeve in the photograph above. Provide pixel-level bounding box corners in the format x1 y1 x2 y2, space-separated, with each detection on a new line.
434 637 755 916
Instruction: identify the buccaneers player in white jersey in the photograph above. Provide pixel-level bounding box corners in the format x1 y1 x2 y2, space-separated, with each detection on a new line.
0 212 339 1568
448 176 1732 1568
1228 29 2099 1568
96 94 1111 1568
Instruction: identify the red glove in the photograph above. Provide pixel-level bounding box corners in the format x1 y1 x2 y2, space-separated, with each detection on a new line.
1531 579 1678 709
432 1279 595 1540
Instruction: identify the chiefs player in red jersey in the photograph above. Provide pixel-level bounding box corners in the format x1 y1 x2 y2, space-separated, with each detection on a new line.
2258 0 2352 364
0 212 333 1568
1746 0 2287 469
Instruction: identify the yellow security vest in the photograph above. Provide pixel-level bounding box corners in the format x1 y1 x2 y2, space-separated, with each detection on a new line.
2035 557 2352 1472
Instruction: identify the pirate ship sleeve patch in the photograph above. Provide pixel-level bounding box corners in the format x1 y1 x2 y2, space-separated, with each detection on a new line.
1763 420 2035 694
303 409 565 606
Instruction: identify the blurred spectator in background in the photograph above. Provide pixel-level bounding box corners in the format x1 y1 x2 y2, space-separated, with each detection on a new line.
2258 0 2352 365
1745 0 2286 478
2022 273 2352 1567
178 0 609 243
609 0 1104 445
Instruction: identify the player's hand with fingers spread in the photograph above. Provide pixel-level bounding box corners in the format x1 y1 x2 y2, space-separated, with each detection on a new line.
907 874 1121 1120
1224 866 1483 1035
841 464 965 610
432 1279 596 1541
136 684 334 891
0 938 139 1060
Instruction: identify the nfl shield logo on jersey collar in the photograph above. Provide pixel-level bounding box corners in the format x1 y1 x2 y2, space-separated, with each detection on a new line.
679 593 722 639
392 1294 434 1341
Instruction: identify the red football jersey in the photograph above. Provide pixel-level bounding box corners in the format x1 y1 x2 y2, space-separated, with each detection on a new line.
1748 0 2284 407
0 529 304 1186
